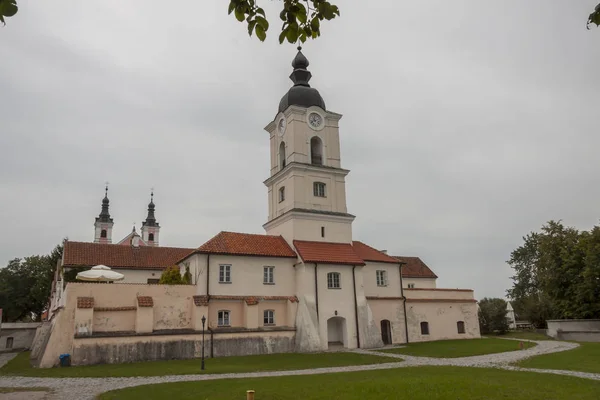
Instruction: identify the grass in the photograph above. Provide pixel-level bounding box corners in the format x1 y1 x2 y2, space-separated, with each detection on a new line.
0 351 398 378
378 338 535 358
518 341 600 374
99 366 600 400
495 331 551 341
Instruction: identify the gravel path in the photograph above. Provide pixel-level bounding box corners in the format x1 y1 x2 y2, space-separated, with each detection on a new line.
0 339 597 400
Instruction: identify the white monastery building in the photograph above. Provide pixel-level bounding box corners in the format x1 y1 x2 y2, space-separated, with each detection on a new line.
43 49 479 367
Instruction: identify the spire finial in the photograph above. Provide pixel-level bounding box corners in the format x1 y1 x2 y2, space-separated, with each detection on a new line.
150 187 154 203
132 223 136 232
104 181 109 197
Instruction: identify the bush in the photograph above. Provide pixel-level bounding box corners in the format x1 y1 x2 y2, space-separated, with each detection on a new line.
478 297 509 334
159 266 183 285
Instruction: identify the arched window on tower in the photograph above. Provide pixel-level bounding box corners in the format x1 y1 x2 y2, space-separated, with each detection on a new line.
100 229 107 238
148 233 155 242
310 136 323 165
279 142 286 169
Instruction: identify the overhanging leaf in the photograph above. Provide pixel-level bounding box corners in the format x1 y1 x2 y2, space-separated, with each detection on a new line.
0 0 18 25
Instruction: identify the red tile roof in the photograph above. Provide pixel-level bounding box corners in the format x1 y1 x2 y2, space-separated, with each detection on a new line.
393 256 438 278
63 241 195 270
293 240 365 266
352 241 400 264
195 231 297 258
137 296 154 307
77 297 94 309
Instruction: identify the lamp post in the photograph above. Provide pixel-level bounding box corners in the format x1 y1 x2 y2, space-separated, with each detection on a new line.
201 315 206 370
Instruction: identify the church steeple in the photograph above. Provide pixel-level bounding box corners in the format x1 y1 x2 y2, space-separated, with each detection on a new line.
264 49 354 245
141 190 160 247
94 185 114 243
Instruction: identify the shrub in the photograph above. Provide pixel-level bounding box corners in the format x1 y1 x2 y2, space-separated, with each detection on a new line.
159 266 183 285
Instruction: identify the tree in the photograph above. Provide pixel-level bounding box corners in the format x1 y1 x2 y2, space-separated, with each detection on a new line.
0 243 62 322
159 265 184 285
478 297 509 335
507 220 600 327
182 265 192 284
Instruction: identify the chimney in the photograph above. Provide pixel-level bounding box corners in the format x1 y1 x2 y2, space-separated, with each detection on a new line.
380 250 388 254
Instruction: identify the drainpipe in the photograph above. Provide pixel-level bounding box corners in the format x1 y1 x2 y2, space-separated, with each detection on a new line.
206 254 210 299
399 262 409 344
314 263 319 318
352 265 361 349
209 327 214 358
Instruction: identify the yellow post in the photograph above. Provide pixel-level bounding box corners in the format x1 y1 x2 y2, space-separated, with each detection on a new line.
246 390 255 400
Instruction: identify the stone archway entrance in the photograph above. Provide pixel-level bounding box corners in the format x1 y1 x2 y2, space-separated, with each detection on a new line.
327 317 347 349
381 319 392 345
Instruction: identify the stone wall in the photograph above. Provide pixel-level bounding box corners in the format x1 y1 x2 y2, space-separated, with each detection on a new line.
71 330 295 365
547 319 600 342
0 323 41 352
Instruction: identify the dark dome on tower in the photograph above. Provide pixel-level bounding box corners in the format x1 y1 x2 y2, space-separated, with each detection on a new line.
278 47 326 114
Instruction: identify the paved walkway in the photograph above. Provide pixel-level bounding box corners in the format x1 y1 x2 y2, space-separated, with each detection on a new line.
0 339 598 400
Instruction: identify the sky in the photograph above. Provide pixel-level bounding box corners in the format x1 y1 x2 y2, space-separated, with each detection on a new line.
1 1 599 299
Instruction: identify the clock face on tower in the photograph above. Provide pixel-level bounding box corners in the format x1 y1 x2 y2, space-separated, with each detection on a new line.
277 117 286 136
308 112 323 130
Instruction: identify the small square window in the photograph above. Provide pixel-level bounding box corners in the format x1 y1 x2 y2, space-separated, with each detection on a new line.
218 310 230 327
219 265 231 283
264 266 275 284
264 310 275 325
313 182 326 197
279 187 285 202
6 337 13 349
327 272 341 289
376 270 387 287
407 283 415 289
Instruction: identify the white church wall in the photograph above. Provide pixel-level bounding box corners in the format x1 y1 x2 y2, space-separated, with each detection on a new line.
402 278 437 289
406 301 480 342
362 261 402 298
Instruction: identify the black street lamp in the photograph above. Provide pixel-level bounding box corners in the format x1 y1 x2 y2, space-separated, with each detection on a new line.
201 315 206 370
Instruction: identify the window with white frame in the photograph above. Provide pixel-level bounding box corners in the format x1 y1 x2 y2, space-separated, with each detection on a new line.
264 309 275 325
219 264 231 283
313 182 326 197
407 283 415 289
218 310 230 326
279 186 285 202
264 266 275 284
327 272 341 289
376 270 387 287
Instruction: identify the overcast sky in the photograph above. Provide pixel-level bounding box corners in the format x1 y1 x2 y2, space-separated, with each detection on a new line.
1 1 599 299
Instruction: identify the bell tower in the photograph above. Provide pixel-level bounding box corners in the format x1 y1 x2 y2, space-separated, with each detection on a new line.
263 47 354 244
141 191 160 247
94 185 114 244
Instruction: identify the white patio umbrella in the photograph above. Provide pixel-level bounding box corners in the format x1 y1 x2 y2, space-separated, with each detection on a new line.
76 265 125 282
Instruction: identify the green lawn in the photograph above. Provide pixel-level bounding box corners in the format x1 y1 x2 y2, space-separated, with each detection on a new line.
378 338 535 358
99 366 600 400
518 342 600 374
0 351 398 378
495 331 551 341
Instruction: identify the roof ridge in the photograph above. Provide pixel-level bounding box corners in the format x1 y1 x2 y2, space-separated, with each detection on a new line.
65 240 194 251
293 239 353 245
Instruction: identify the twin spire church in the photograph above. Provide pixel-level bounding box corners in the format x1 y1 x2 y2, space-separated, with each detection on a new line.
93 187 160 247
44 48 480 367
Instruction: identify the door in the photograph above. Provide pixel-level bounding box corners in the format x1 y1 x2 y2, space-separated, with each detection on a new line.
381 320 392 345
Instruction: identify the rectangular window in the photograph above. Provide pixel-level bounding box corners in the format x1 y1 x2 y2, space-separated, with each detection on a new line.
264 310 275 325
6 337 13 349
376 270 387 287
263 266 275 284
147 278 159 284
407 283 415 289
218 310 230 327
313 182 326 197
321 226 325 238
219 264 231 283
327 272 341 289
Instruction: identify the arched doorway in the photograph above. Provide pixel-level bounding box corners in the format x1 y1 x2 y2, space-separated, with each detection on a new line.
380 320 392 345
327 316 347 348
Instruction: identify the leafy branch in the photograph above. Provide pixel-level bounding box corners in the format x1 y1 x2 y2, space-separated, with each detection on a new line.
0 0 17 25
228 0 340 43
588 2 600 29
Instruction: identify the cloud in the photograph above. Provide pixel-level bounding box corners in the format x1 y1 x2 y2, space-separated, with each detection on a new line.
1 0 599 300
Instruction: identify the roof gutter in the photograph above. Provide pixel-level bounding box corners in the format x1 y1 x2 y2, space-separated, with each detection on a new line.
398 262 409 344
352 265 361 349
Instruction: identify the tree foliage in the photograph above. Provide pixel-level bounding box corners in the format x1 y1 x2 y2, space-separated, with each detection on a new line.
478 297 509 334
507 220 600 327
0 0 17 25
0 243 62 322
589 3 600 29
159 265 184 285
182 265 192 284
